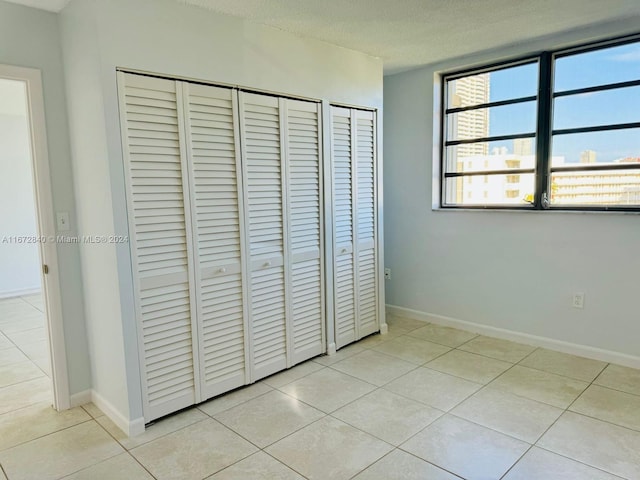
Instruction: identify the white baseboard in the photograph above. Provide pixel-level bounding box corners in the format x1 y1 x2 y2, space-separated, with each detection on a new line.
69 389 92 407
69 389 145 437
0 287 41 299
91 390 145 437
387 304 640 370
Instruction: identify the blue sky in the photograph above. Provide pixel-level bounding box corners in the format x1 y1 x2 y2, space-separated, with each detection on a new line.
487 41 640 164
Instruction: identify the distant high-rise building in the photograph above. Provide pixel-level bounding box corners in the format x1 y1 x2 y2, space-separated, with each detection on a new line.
449 74 490 158
492 146 508 155
580 150 597 164
514 138 533 156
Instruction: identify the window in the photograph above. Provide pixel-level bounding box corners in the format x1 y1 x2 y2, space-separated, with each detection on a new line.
441 34 640 211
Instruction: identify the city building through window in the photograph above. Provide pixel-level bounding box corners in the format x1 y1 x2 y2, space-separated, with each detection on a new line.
440 34 640 211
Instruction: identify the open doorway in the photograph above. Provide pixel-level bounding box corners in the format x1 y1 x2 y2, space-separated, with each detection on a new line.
0 77 50 408
0 65 69 411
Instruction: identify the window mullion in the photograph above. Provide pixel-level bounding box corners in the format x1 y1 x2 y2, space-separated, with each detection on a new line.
535 52 553 210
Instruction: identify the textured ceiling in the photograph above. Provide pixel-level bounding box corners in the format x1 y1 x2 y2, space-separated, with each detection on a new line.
178 0 640 73
7 0 640 73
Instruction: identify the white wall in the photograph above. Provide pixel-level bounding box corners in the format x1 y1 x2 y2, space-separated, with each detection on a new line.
60 0 383 426
384 18 640 362
0 0 90 395
0 79 40 297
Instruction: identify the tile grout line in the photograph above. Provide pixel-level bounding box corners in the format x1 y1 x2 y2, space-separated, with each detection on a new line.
498 376 594 479
590 379 640 398
0 420 124 480
533 444 630 479
455 341 536 364
0 362 47 389
208 400 323 452
0 326 51 381
0 417 95 455
197 384 276 418
497 443 537 479
499 356 616 479
18 295 45 313
368 334 458 364
391 447 467 480
175 418 260 479
388 317 638 478
512 348 609 383
375 336 582 480
91 413 160 480
260 448 311 480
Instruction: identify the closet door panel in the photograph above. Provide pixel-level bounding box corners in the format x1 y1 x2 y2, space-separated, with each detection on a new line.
331 106 379 349
331 107 357 348
355 110 378 337
285 100 324 363
240 92 287 380
118 72 197 421
183 83 248 400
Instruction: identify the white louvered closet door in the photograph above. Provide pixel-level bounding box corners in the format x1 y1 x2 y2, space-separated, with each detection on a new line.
283 99 325 364
118 72 199 421
239 92 288 380
354 110 378 338
331 106 379 349
182 83 249 401
331 107 357 348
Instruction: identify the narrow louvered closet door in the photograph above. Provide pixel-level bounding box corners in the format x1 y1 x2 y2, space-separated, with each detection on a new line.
283 99 325 364
118 72 198 421
331 106 379 349
354 110 378 338
331 107 357 348
182 83 248 400
239 92 288 380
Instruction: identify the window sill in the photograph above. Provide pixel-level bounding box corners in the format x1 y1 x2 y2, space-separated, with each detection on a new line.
432 206 640 215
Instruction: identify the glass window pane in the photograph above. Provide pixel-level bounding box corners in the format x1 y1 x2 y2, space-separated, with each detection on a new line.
447 61 538 108
553 86 640 130
445 139 536 173
551 128 640 167
447 101 537 141
555 41 640 92
444 173 535 206
551 169 640 206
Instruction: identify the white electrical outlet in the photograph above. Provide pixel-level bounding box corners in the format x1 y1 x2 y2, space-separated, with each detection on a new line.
573 292 585 309
384 268 391 280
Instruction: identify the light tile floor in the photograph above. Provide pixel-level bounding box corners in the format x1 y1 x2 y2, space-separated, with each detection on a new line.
1 311 640 479
0 295 51 417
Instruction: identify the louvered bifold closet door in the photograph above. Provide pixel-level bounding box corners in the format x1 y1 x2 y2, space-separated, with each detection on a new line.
118 72 199 421
331 106 379 349
283 99 325 364
239 92 288 380
331 107 357 348
354 110 378 338
182 83 249 401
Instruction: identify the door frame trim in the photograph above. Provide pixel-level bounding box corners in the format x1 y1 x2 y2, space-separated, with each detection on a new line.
0 64 70 410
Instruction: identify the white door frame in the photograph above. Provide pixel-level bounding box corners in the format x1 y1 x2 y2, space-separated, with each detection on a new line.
0 64 70 410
